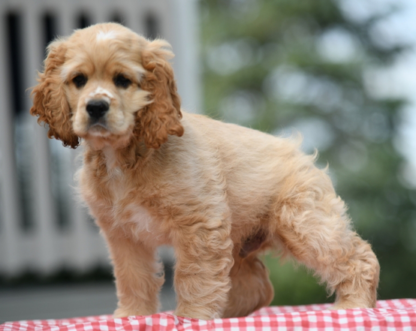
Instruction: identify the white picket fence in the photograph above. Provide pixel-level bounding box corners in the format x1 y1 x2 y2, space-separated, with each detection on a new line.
0 0 200 277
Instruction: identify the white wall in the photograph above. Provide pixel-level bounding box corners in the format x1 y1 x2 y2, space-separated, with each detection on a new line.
0 0 200 276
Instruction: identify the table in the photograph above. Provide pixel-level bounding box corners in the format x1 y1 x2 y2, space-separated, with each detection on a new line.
1 299 415 330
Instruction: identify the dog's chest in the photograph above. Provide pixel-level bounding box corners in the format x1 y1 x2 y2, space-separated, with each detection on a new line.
119 203 160 241
104 166 166 244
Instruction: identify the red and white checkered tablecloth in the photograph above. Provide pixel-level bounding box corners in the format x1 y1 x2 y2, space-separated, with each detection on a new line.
1 299 416 331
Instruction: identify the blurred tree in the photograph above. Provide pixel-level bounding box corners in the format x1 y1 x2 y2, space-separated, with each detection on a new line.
200 0 416 305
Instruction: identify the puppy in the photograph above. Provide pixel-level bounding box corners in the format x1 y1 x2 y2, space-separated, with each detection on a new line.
30 23 379 320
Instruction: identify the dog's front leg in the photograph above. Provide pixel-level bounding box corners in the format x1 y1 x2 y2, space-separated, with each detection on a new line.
172 218 234 320
99 223 164 317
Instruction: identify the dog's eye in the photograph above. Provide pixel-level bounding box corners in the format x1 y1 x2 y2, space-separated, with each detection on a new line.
72 74 88 88
113 74 132 88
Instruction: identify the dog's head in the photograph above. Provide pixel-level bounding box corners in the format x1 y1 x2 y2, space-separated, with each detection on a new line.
30 23 183 149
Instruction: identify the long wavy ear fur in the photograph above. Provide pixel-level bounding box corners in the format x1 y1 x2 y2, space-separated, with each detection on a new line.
30 39 79 148
136 40 184 149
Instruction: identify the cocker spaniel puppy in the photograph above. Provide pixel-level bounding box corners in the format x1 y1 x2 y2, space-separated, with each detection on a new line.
30 23 379 320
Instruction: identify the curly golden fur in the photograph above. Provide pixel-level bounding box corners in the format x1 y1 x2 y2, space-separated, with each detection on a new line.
30 23 379 320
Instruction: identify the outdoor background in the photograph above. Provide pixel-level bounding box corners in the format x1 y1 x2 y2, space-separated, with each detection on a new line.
200 0 416 305
0 0 415 322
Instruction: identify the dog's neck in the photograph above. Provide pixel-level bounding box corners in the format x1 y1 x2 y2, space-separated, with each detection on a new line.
84 135 154 172
102 146 118 170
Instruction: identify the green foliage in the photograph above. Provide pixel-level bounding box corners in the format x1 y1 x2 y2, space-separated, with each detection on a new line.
201 0 416 304
264 255 333 306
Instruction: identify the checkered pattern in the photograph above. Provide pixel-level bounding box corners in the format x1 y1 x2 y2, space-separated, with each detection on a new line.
1 299 416 331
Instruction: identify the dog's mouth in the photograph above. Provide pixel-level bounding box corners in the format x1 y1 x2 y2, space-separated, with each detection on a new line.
88 121 111 137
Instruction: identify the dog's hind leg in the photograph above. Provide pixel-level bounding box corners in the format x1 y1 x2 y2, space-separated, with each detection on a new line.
222 254 274 318
271 170 379 309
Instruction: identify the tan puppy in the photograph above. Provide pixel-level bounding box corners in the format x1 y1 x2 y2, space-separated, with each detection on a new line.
30 23 379 320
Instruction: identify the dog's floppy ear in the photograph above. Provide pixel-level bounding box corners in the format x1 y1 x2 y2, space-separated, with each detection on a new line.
30 39 79 149
136 39 184 149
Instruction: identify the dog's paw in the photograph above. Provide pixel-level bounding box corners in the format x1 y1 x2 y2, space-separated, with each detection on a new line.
114 307 155 318
114 307 135 318
331 300 372 310
175 308 220 320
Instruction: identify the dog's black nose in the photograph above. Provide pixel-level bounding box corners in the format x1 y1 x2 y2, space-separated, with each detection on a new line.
86 100 109 119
